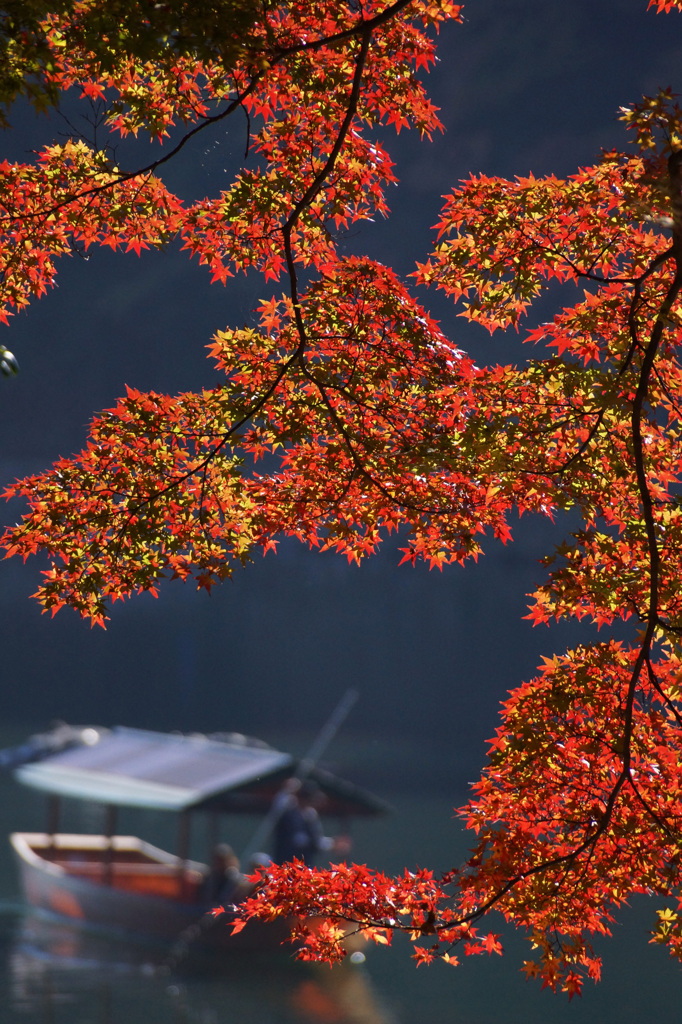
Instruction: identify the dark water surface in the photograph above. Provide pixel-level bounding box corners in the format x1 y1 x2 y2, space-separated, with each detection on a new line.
0 724 681 1024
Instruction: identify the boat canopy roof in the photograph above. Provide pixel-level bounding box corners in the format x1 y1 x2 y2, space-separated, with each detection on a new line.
14 726 387 817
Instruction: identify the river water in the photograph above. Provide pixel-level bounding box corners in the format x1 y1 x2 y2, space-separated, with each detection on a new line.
0 724 680 1024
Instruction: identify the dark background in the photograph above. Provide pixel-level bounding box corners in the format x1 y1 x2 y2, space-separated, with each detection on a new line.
0 0 680 783
3 4 682 1018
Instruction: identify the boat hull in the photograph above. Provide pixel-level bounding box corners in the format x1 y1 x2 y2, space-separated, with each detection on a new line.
10 832 289 952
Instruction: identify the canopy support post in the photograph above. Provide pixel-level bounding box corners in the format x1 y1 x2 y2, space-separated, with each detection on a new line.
102 804 117 885
177 811 191 900
46 794 60 851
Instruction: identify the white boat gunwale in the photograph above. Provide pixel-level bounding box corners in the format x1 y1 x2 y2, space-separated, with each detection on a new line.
10 832 207 877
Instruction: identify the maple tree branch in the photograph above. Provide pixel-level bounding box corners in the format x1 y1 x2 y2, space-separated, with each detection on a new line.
0 0 412 233
650 359 682 422
551 408 607 477
10 9 682 987
244 0 421 61
645 652 682 729
112 25 375 527
503 157 682 929
281 24 372 359
404 175 682 945
626 767 679 843
620 245 674 378
299 359 483 523
535 248 675 482
0 82 261 234
298 360 404 498
629 241 682 649
6 19 385 563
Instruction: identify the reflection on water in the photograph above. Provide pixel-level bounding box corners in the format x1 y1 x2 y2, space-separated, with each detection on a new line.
3 909 394 1024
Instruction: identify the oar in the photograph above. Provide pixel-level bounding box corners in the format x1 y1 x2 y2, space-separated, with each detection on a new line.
240 688 358 863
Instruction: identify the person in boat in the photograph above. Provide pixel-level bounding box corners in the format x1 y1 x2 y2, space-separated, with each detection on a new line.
272 779 351 866
203 843 244 904
233 851 274 899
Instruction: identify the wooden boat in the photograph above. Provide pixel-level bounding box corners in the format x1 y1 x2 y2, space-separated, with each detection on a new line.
9 725 387 950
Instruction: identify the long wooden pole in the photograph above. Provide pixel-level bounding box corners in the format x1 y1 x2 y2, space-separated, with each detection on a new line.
240 688 358 863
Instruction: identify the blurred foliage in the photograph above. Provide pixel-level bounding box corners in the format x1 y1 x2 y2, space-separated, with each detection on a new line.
0 0 263 123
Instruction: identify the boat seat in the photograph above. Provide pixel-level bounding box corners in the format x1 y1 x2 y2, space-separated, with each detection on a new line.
56 859 206 900
59 860 204 878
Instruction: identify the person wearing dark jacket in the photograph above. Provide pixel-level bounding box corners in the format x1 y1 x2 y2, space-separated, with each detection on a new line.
203 843 244 904
272 779 350 866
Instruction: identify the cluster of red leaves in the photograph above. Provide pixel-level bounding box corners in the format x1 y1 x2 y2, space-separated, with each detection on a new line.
4 257 515 621
0 1 451 322
236 639 682 997
237 859 501 968
3 0 682 1001
459 642 682 992
0 141 182 322
226 86 682 997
